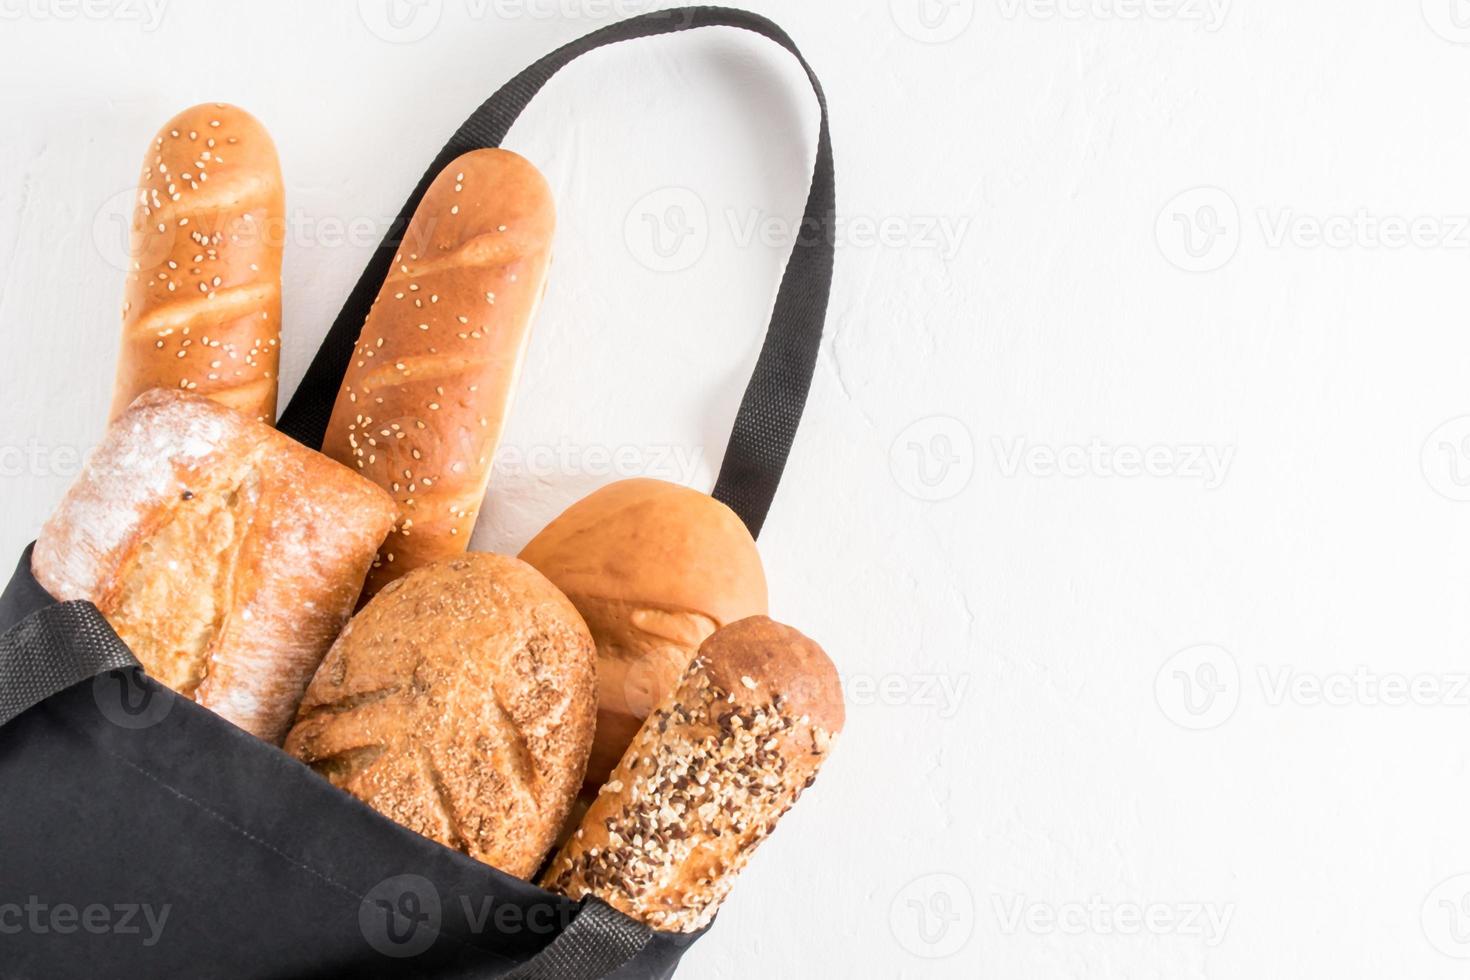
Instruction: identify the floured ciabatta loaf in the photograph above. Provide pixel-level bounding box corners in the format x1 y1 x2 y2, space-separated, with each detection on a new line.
284 554 597 878
519 478 769 793
540 616 844 932
32 389 397 743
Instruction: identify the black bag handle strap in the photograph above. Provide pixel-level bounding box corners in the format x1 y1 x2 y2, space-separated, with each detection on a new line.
0 544 140 728
277 5 834 538
498 898 650 979
0 602 139 729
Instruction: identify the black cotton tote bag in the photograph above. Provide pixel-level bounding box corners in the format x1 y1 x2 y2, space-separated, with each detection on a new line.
0 6 833 979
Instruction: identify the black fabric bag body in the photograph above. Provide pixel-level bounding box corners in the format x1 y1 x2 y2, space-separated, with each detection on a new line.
0 6 833 979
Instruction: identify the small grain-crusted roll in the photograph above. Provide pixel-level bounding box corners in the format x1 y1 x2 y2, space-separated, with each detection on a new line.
540 616 844 932
113 103 284 424
321 148 555 597
284 553 596 878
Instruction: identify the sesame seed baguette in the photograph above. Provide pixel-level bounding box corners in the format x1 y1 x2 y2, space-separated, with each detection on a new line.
32 389 398 744
540 616 845 933
112 103 284 424
321 148 555 598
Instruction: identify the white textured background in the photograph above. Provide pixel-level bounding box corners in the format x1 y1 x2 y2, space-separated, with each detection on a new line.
6 1 1470 976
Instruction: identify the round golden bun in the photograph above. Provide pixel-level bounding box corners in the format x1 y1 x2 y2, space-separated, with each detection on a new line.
518 478 768 789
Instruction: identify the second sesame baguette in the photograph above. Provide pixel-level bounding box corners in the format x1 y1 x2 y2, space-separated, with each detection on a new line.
321 148 555 597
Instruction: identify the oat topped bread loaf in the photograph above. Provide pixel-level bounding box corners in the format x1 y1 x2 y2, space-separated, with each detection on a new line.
541 616 844 931
285 553 597 878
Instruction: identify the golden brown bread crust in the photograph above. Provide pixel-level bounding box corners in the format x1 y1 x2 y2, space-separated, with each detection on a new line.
322 148 555 598
519 478 768 791
32 389 397 743
540 616 844 932
113 103 284 424
284 554 597 878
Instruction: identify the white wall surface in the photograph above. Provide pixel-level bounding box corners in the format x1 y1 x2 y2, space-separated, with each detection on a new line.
5 0 1470 976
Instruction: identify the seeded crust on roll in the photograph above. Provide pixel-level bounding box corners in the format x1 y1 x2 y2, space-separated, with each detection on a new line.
32 389 397 744
321 148 555 598
519 478 769 794
540 616 844 933
112 103 284 424
284 554 597 879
